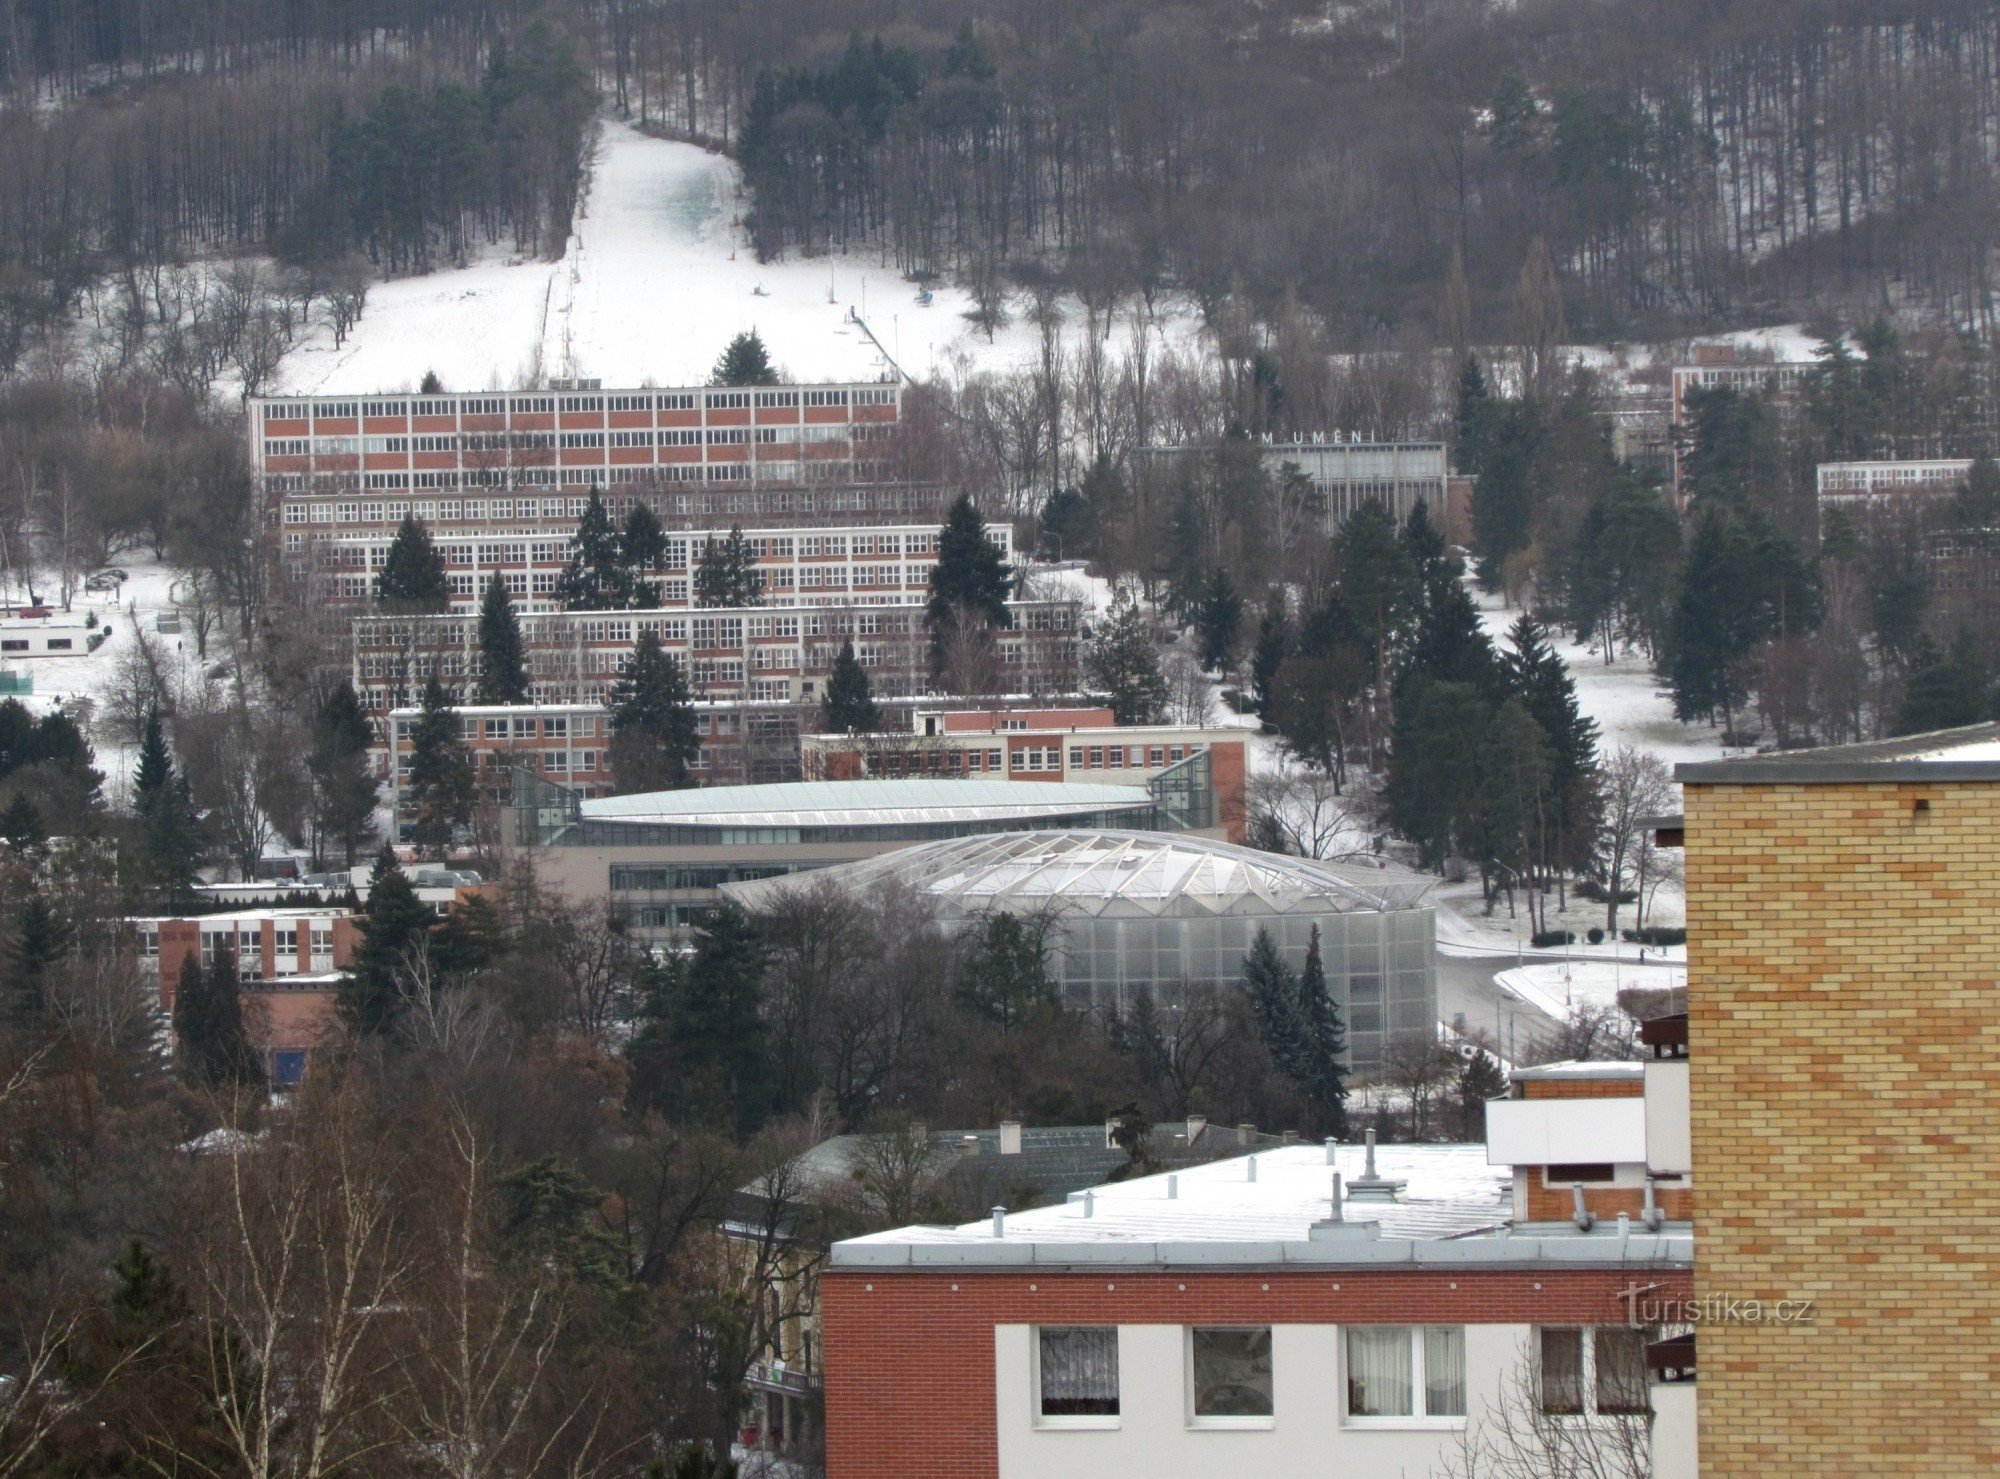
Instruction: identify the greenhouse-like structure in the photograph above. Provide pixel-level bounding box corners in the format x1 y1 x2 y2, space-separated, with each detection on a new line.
725 830 1436 1071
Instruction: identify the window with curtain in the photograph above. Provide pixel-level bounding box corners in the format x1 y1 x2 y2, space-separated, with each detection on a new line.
1190 1327 1274 1418
1538 1328 1586 1415
1345 1327 1465 1420
1425 1327 1467 1417
1346 1327 1413 1416
1593 1327 1650 1416
1038 1327 1119 1418
1537 1327 1653 1418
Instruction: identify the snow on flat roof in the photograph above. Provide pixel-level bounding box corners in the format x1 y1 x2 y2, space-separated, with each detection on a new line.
839 1144 1511 1250
582 777 1154 827
1509 1060 1647 1080
1679 722 2000 781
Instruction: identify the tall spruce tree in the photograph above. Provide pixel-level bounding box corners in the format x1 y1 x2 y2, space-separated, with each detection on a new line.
1894 628 1991 735
663 903 774 1134
135 713 201 909
1291 925 1350 1137
821 639 881 733
1194 569 1244 672
339 846 432 1036
711 329 779 387
621 502 668 605
172 953 263 1089
406 676 473 859
1086 595 1168 724
310 680 377 867
927 494 1012 635
555 490 636 611
1402 577 1501 698
693 525 765 607
1503 613 1600 876
1250 601 1291 717
377 515 450 612
0 793 44 850
607 630 701 793
475 573 530 703
1384 677 1491 871
7 891 68 1023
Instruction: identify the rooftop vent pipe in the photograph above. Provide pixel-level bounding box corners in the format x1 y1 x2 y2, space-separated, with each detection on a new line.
992 1206 1006 1238
1571 1183 1597 1232
1330 1172 1344 1223
1325 1136 1339 1165
1083 1190 1095 1219
1247 1156 1258 1184
1167 1174 1179 1200
1642 1178 1664 1233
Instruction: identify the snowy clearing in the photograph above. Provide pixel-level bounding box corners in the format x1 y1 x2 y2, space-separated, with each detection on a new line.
276 117 1209 396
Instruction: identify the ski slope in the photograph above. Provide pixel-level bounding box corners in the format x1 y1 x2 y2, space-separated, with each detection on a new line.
276 118 1206 395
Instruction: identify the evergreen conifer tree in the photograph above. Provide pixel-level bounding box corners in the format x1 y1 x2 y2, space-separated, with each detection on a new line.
134 710 173 808
309 680 378 867
927 494 1012 638
1291 925 1350 1137
1401 501 1454 591
339 846 432 1036
406 676 473 859
693 525 765 607
1454 355 1489 471
621 502 668 605
1250 602 1291 717
1402 577 1500 698
377 515 450 611
1086 595 1168 724
1894 628 1991 735
1383 677 1491 871
1245 926 1305 1068
1504 612 1601 872
0 792 43 849
821 639 881 733
134 715 202 909
1456 1049 1507 1137
475 573 530 704
955 913 1055 1035
1474 698 1555 921
711 329 779 387
555 490 635 610
1194 569 1244 672
1667 508 1757 729
173 953 263 1089
1334 500 1420 675
7 891 68 1022
607 631 701 793
667 904 774 1134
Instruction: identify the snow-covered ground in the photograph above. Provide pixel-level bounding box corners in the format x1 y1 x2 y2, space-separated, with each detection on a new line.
1 560 208 799
277 118 1208 396
1495 956 1687 1018
1474 589 1729 776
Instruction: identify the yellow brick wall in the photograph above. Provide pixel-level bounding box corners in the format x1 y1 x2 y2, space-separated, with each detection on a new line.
1685 779 2000 1474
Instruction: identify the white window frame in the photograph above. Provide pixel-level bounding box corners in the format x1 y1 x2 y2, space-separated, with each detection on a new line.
1185 1326 1275 1431
1536 1326 1653 1420
1031 1326 1121 1431
1341 1325 1467 1429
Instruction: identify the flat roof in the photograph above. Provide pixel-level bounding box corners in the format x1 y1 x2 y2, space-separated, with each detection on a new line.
1678 722 2000 783
1509 1060 1646 1082
581 777 1157 828
832 1144 1690 1271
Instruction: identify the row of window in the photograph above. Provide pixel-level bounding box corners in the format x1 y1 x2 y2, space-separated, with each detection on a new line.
1033 1325 1647 1429
267 389 884 423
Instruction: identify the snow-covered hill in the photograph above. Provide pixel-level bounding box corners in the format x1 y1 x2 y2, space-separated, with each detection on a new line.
276 118 1207 395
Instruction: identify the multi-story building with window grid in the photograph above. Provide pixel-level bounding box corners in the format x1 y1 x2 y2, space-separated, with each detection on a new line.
312 520 1005 614
249 381 902 498
351 598 1082 720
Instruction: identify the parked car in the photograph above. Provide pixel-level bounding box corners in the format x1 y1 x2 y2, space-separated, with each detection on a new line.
84 572 122 592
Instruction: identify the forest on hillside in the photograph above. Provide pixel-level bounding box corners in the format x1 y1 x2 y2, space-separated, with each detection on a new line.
3 0 1999 359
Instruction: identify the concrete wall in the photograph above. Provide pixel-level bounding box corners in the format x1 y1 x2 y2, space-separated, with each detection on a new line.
1685 778 2000 1472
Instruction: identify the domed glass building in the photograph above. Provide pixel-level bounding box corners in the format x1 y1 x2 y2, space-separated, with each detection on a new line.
725 829 1437 1071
